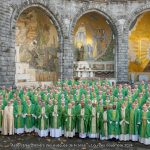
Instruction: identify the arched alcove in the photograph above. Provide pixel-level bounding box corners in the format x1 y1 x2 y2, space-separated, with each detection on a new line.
15 7 60 83
72 11 117 79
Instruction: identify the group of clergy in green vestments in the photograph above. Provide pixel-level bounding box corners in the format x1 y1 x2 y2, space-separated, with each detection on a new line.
0 79 150 145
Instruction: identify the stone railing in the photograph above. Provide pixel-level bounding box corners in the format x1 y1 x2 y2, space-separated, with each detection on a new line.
129 72 150 83
73 61 115 79
15 62 58 83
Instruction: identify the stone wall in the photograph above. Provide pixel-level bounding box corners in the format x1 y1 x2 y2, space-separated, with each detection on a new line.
0 0 150 86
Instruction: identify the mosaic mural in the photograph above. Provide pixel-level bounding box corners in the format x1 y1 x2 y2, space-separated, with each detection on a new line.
129 12 150 72
15 7 59 82
74 12 115 62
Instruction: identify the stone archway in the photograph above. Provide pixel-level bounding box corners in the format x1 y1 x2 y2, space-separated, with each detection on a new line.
124 4 150 83
70 8 120 81
10 2 64 85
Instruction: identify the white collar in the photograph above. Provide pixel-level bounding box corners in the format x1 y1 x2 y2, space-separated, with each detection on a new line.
142 110 149 113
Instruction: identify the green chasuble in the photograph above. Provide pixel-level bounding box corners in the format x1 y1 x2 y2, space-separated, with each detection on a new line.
132 90 139 101
108 108 120 136
61 105 67 131
119 106 130 135
87 104 92 133
128 96 133 104
29 91 35 104
37 105 49 130
138 83 147 92
35 104 40 129
18 89 24 100
8 90 14 100
78 106 89 133
139 110 150 139
24 104 35 129
2 98 7 107
113 88 118 97
123 88 128 97
138 97 146 109
48 104 53 129
0 104 5 129
43 93 50 103
14 104 25 129
64 107 75 132
100 110 108 138
129 108 140 135
74 103 81 132
50 105 62 129
40 91 45 101
0 89 6 98
33 94 39 105
88 106 98 134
